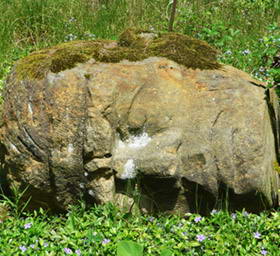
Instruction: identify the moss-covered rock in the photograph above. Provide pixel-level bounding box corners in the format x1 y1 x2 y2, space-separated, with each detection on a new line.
2 55 279 213
118 27 158 47
14 28 222 80
15 40 107 80
147 32 220 70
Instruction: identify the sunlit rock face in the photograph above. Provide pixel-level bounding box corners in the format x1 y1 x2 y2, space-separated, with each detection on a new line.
0 55 279 214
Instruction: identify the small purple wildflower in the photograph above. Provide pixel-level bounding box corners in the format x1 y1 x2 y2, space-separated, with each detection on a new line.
194 216 202 223
64 248 73 254
182 231 187 236
44 242 49 247
196 234 206 242
148 217 155 222
75 249 81 255
243 211 249 217
242 49 251 55
254 72 260 77
65 33 77 42
261 249 268 255
231 213 237 219
24 222 32 229
102 239 111 245
253 231 261 239
19 246 27 252
211 209 218 215
259 66 266 72
30 244 35 248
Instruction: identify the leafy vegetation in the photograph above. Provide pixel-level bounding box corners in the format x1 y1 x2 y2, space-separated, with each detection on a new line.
0 202 279 256
0 0 279 89
0 0 279 255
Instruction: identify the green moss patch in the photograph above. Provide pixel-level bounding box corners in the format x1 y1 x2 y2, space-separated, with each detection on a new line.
118 28 157 48
14 28 222 80
14 40 106 80
148 32 220 70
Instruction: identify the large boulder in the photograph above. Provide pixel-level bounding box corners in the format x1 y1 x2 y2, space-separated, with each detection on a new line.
0 30 279 214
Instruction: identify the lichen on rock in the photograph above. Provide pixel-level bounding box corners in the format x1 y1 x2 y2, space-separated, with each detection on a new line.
14 28 222 80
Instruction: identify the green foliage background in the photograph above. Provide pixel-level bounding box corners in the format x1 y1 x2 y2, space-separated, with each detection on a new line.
0 0 279 88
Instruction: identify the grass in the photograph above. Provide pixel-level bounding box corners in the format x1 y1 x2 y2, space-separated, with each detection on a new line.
0 0 279 88
0 0 279 255
0 202 279 255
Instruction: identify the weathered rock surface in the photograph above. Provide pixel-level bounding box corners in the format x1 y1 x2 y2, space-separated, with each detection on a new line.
0 38 279 214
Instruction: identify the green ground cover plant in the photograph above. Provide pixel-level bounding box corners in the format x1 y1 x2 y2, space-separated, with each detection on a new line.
0 202 279 255
0 0 279 255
